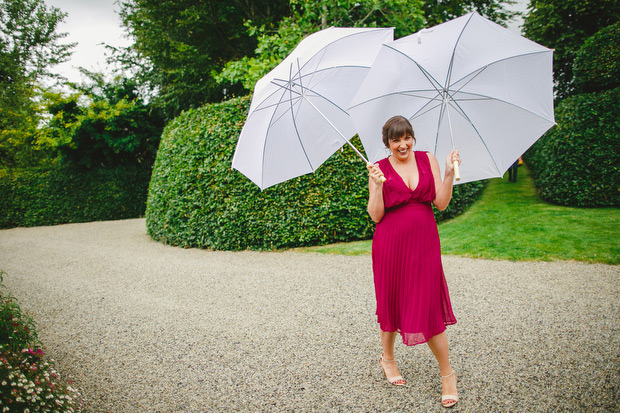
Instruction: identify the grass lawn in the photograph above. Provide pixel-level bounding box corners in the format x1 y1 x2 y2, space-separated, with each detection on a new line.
294 165 620 264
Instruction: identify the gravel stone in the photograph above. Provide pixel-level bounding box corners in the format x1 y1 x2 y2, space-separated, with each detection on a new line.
0 218 618 411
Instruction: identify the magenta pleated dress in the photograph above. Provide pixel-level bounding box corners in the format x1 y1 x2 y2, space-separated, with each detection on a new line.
372 151 457 346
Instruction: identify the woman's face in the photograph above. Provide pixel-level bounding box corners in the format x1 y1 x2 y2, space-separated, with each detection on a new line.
389 134 414 161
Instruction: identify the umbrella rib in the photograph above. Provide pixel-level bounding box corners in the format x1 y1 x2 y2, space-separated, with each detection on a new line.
254 93 301 113
288 61 316 173
260 86 295 188
449 50 553 88
446 98 502 175
410 100 443 121
433 101 447 155
444 12 476 90
294 28 391 75
384 43 444 93
452 90 556 123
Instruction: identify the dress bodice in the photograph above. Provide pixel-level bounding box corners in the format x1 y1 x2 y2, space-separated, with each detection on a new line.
377 151 436 210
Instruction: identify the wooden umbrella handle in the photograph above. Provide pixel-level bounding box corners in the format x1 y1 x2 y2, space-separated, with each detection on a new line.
453 160 461 181
367 162 387 183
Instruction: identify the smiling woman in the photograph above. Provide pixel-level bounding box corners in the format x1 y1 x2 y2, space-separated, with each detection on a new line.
366 115 461 407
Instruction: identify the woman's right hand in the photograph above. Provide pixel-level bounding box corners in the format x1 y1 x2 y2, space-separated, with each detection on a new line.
367 163 385 185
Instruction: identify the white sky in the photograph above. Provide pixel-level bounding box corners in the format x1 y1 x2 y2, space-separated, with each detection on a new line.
44 0 131 84
44 0 529 84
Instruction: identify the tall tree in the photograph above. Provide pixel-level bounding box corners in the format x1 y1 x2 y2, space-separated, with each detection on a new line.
216 0 426 91
118 0 290 119
522 0 620 99
423 0 519 26
0 0 74 167
217 0 518 93
37 72 165 169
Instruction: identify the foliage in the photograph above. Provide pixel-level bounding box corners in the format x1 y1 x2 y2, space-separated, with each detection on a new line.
217 0 518 96
146 95 485 251
522 0 620 99
0 165 152 229
216 0 425 91
36 74 165 169
573 22 620 94
524 87 620 207
117 0 290 119
0 271 81 411
0 274 39 353
0 0 74 168
422 0 518 26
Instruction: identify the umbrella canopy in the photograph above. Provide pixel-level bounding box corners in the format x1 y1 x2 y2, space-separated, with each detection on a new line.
348 12 555 184
232 27 394 190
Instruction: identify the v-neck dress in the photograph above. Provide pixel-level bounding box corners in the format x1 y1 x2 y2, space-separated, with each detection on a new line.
372 151 456 346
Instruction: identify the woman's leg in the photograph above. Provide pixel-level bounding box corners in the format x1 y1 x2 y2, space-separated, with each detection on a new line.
427 332 458 401
380 330 403 380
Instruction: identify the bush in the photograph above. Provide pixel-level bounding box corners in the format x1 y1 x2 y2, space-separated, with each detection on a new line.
524 87 620 207
0 271 81 411
573 22 620 94
146 95 485 250
0 165 152 229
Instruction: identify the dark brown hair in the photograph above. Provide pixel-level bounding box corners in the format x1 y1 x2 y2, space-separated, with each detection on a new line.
382 115 415 148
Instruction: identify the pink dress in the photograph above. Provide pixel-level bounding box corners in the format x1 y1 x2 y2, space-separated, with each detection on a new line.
372 151 456 346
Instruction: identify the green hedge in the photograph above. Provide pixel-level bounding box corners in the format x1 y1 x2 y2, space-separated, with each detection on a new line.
0 165 152 228
573 22 620 94
146 95 485 251
524 87 620 207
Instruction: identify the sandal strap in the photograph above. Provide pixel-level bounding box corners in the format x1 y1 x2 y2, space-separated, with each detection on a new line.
441 370 456 379
389 375 405 384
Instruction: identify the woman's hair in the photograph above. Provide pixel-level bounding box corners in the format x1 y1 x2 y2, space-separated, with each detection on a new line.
382 115 415 148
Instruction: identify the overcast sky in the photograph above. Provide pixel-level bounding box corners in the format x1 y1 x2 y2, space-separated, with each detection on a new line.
44 0 131 83
45 0 529 84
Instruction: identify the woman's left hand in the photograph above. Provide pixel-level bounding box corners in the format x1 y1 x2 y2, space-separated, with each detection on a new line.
446 150 461 172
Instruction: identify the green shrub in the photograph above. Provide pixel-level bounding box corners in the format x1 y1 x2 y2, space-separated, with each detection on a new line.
0 271 81 410
0 165 152 228
0 273 39 353
146 95 485 250
524 87 620 207
573 22 620 94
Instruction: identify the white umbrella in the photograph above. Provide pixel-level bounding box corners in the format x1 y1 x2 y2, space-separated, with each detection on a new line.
348 12 555 184
232 27 394 190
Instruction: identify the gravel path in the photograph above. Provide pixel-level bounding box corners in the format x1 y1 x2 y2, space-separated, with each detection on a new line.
0 218 618 412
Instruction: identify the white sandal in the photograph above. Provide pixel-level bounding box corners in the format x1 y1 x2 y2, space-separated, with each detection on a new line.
441 370 459 408
379 355 406 386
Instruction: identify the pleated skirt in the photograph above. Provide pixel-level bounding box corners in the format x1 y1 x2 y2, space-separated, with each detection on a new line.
372 202 456 346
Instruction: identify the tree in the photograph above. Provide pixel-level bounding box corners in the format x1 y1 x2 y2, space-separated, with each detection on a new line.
216 0 518 93
118 0 290 119
216 0 426 91
522 0 620 98
0 0 74 167
573 22 620 94
37 73 165 169
423 0 519 26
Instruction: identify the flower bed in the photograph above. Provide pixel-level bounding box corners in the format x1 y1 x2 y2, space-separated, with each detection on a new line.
0 272 81 411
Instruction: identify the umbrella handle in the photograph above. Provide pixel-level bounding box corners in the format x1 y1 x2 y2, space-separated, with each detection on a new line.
453 160 461 181
367 163 386 183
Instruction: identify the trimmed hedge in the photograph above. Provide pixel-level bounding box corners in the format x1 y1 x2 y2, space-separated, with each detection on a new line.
573 22 620 94
524 87 620 207
146 95 485 251
0 165 152 228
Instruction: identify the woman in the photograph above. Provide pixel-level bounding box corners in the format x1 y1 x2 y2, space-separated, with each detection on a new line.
366 116 460 408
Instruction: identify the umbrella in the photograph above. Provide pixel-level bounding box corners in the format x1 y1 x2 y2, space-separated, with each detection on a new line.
348 12 555 184
232 26 394 190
